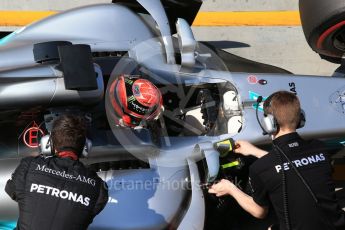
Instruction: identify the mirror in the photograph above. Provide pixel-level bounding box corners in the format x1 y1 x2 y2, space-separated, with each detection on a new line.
176 18 197 68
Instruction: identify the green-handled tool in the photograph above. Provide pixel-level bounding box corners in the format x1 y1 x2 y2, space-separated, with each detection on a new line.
214 138 236 157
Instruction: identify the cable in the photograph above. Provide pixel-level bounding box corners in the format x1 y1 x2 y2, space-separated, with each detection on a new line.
255 96 268 135
255 97 289 229
273 144 320 230
254 96 290 228
273 144 319 204
274 145 291 230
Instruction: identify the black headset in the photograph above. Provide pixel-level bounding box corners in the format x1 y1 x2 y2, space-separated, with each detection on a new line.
39 134 91 158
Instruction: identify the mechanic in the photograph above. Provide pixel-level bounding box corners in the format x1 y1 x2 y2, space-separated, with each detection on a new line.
108 75 163 128
209 91 345 230
5 114 108 230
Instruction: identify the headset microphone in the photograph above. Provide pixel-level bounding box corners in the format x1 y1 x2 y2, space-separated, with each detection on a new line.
255 96 270 135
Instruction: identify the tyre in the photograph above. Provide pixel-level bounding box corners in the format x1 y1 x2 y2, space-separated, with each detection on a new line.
300 0 345 63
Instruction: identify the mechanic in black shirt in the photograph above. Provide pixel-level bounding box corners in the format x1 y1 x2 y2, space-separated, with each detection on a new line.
5 114 108 230
209 91 345 230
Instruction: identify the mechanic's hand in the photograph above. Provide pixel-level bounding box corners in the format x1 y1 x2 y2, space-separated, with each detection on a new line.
234 140 258 156
234 140 268 158
208 179 235 197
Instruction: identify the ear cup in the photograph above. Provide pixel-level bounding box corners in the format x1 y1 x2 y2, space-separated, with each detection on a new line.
39 135 52 155
50 135 55 155
81 138 92 158
297 110 306 129
261 114 278 135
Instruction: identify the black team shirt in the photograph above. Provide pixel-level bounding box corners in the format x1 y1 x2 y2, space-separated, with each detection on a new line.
5 155 108 230
249 132 345 230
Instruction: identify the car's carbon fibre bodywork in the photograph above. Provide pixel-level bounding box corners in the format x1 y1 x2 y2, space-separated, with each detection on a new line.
0 1 344 229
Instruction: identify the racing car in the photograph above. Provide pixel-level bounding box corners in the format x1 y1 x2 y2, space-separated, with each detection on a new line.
0 0 344 229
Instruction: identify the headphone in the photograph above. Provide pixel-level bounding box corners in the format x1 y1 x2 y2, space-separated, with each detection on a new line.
260 93 306 135
39 134 92 158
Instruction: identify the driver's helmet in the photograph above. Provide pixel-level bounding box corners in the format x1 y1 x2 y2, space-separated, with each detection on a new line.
108 75 163 127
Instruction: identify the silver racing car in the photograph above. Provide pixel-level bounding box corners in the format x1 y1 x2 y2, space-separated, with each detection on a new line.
0 0 344 229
